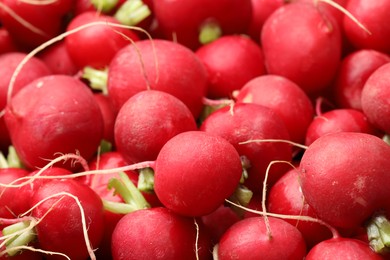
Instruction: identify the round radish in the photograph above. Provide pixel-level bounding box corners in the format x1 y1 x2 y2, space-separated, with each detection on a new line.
111 207 213 260
235 74 314 145
107 39 208 117
30 179 105 260
306 237 384 260
305 108 380 146
214 216 307 259
343 0 390 53
195 35 266 99
299 132 390 230
114 90 197 164
361 62 390 134
153 131 242 217
332 49 390 110
200 103 292 192
152 0 253 50
267 168 333 248
261 2 342 95
4 75 104 170
65 11 140 69
93 93 117 146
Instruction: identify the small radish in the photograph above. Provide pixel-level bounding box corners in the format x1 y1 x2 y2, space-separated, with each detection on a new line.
152 0 253 50
247 0 284 41
214 216 307 259
343 0 390 53
4 75 104 170
234 74 314 145
0 27 19 54
0 52 51 153
200 103 292 192
305 108 380 146
267 168 333 248
153 131 242 217
299 132 390 253
306 237 384 260
361 62 390 134
261 1 342 95
332 49 390 110
65 11 140 69
107 39 208 117
114 90 197 164
111 207 213 260
195 35 266 99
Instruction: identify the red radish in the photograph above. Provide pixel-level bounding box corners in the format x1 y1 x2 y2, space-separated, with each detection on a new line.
65 11 140 69
261 2 342 95
247 0 284 42
0 168 32 220
153 130 242 217
4 75 104 170
114 90 197 164
305 108 380 146
107 39 208 117
38 41 79 76
332 49 390 110
267 168 333 248
93 93 117 146
0 52 51 153
200 205 241 244
152 0 253 50
195 35 266 99
28 179 105 260
306 237 384 260
111 207 213 260
299 131 390 247
0 27 19 54
214 216 306 259
234 74 314 145
0 0 74 50
361 62 390 134
200 103 292 193
343 0 390 53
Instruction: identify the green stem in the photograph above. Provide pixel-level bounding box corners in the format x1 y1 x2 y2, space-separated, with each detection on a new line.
137 167 155 192
367 214 390 254
106 172 150 214
82 66 108 94
91 0 119 13
114 0 151 26
2 221 36 256
199 21 222 45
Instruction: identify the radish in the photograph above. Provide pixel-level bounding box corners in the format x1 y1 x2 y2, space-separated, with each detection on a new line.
65 11 140 70
114 90 197 164
153 130 242 217
195 35 266 99
261 1 342 95
0 0 74 50
4 75 104 170
0 52 51 153
234 74 314 145
111 207 213 260
247 0 284 42
0 28 19 54
361 62 390 134
107 39 208 117
306 237 384 260
267 168 333 248
200 103 292 192
299 132 390 253
20 179 104 260
152 0 253 50
93 93 117 146
214 216 307 259
332 49 390 110
305 108 380 146
343 0 390 53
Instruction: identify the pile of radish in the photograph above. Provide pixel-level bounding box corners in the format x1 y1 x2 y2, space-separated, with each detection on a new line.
1 0 390 259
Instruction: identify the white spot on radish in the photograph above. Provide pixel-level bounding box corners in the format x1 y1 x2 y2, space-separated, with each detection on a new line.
36 81 44 88
241 93 253 103
353 196 367 207
354 176 367 192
